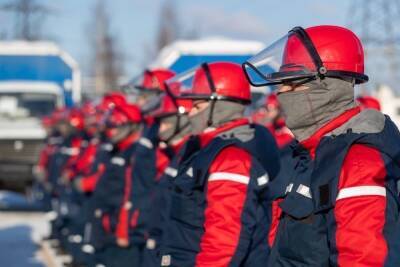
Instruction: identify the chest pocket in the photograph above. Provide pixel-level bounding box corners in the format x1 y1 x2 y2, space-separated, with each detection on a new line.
168 138 237 229
271 213 330 267
169 188 205 228
168 155 206 229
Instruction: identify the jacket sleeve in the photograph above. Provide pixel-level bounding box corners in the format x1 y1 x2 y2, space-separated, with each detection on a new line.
195 146 252 267
80 163 106 193
334 144 388 266
37 146 50 170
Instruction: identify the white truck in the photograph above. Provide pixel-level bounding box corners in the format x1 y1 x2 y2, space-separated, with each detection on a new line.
0 41 81 191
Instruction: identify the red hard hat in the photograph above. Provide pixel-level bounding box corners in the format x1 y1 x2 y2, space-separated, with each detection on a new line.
52 107 67 124
149 93 193 119
81 101 97 115
106 104 142 128
102 92 127 108
42 115 53 127
68 109 85 130
193 62 250 102
357 95 381 111
167 62 251 103
134 69 175 92
244 25 368 86
265 93 280 109
284 26 365 80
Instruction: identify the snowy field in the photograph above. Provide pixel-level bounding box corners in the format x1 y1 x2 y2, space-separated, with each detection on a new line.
0 191 51 267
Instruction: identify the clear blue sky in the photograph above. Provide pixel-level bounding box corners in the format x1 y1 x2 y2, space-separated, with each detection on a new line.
0 0 351 77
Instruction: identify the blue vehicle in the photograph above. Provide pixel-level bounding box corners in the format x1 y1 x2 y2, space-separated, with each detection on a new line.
0 41 81 191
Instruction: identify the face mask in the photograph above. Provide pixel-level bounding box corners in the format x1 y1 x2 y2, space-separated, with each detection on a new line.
159 114 191 144
109 124 138 144
189 104 211 135
277 77 355 141
188 101 245 135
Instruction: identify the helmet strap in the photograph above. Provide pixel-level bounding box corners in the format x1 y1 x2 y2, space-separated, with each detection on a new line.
292 27 327 79
207 99 216 127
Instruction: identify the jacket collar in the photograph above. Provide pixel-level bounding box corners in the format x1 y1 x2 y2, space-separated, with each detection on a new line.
300 107 361 158
198 118 249 148
118 131 140 151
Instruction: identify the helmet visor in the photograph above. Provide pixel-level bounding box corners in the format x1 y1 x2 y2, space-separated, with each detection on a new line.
124 70 164 93
165 64 216 100
243 30 318 86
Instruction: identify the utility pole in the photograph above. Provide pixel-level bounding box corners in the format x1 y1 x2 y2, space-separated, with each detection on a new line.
0 0 50 40
348 0 400 89
88 0 124 95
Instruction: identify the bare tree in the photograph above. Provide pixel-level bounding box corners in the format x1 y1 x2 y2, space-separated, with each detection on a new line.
0 0 51 40
155 0 180 52
88 0 124 95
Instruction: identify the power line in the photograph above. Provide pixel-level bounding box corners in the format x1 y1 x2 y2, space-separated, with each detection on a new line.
348 0 400 89
0 0 51 40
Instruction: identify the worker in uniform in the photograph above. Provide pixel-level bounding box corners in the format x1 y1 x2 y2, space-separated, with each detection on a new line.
47 108 84 244
124 68 175 111
114 89 192 267
160 62 281 267
243 25 400 266
33 114 60 211
77 93 130 266
90 103 143 267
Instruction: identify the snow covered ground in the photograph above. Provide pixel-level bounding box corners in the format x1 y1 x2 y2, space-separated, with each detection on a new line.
0 191 50 267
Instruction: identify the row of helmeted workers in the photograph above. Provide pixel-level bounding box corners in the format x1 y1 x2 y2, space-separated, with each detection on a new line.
34 25 399 267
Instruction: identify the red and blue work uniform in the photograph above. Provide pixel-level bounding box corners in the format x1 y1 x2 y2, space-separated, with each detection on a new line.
160 118 280 267
114 121 189 267
47 134 83 239
90 133 141 267
138 137 188 267
76 142 114 266
267 107 400 266
113 124 172 247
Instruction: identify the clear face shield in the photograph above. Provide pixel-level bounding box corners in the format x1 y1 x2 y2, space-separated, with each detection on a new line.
122 70 164 108
243 27 327 87
165 63 217 101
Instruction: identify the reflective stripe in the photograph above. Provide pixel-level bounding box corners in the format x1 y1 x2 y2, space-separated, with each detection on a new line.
101 143 113 151
68 235 82 243
208 172 250 185
186 167 193 177
138 137 153 149
296 184 312 199
111 157 125 166
161 255 171 266
164 167 178 177
146 238 156 250
60 147 79 155
285 183 294 194
257 174 269 186
337 186 386 200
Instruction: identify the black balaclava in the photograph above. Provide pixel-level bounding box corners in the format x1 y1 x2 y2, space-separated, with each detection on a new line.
277 77 355 141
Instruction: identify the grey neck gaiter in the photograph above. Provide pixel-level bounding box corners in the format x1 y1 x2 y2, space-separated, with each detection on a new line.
189 100 245 135
159 114 191 144
277 77 355 141
112 124 140 144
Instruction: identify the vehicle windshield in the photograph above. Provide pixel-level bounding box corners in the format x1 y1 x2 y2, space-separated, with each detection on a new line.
0 92 57 119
